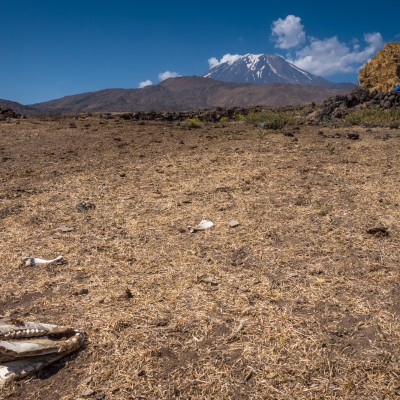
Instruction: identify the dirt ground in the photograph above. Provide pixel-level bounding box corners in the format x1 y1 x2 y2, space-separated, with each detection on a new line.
0 115 400 399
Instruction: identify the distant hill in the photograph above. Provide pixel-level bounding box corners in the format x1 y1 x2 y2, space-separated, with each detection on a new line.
204 54 355 90
28 77 350 113
0 99 37 115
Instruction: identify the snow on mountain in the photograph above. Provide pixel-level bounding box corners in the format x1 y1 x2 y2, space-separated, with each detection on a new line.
204 54 330 86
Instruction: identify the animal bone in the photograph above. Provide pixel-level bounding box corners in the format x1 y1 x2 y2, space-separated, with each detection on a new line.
187 220 214 233
22 256 63 267
0 319 84 386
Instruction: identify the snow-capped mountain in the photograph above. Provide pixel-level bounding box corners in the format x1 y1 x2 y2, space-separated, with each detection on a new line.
204 54 331 87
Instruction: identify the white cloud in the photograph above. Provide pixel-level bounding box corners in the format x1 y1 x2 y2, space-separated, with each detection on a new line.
158 71 181 81
138 80 153 88
271 15 306 49
208 54 242 68
289 32 384 77
205 15 385 79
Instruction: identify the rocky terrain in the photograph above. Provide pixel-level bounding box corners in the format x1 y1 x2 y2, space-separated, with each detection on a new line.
0 77 347 115
0 100 37 116
314 87 400 123
0 107 21 121
359 42 400 92
0 108 400 399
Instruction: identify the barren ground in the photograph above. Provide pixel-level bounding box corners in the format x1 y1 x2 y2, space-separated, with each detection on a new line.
1 115 400 399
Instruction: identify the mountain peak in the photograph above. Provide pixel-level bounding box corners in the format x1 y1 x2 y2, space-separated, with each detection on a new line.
204 53 329 86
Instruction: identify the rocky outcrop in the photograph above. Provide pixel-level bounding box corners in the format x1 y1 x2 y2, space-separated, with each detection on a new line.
359 42 400 92
0 100 37 116
99 107 260 123
314 87 400 123
0 108 21 121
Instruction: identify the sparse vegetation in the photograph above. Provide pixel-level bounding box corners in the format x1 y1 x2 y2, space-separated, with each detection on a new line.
183 117 202 129
253 127 268 139
342 108 400 127
218 116 230 123
245 110 289 129
235 113 246 120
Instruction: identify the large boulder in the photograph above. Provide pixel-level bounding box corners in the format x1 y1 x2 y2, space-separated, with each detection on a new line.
0 108 21 121
359 42 400 92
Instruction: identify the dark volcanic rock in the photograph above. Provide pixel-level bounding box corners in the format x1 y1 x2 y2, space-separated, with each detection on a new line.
105 107 252 123
315 87 400 123
347 132 360 140
0 108 20 120
76 201 96 212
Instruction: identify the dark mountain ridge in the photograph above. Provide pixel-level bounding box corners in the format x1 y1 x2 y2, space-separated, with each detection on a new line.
26 77 350 114
0 99 38 115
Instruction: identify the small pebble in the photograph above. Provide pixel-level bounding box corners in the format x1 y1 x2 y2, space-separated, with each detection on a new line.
229 220 240 228
59 226 74 232
82 388 95 397
366 226 389 237
347 132 360 140
125 287 133 299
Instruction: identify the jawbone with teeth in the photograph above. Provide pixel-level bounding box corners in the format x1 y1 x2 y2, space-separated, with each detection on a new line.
0 318 85 387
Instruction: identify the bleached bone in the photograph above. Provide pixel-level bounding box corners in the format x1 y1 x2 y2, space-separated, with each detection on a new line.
0 319 84 387
22 256 63 267
187 220 214 233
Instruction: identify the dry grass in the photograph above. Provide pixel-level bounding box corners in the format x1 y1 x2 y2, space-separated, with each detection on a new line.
342 108 400 127
0 116 400 400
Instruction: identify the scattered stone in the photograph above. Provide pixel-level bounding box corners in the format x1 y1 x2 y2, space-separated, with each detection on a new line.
228 220 240 228
125 287 133 299
81 376 93 385
366 227 389 237
243 370 254 382
59 226 74 232
283 131 294 137
95 107 253 123
0 108 20 120
69 122 77 128
74 288 89 296
76 201 96 212
347 132 360 140
197 276 219 286
314 87 400 123
82 388 95 397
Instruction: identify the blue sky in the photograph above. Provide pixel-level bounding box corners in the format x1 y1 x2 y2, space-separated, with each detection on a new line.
1 0 399 104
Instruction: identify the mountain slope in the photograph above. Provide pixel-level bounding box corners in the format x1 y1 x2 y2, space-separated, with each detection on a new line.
204 54 353 89
0 99 38 115
29 77 349 113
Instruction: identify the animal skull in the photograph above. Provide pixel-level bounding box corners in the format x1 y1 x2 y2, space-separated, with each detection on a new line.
0 318 84 386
